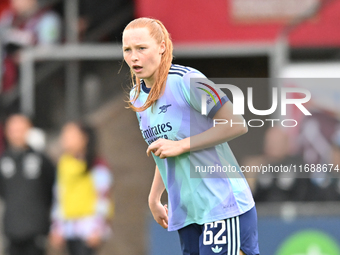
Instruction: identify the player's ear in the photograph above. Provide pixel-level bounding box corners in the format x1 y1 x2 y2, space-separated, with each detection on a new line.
160 40 166 55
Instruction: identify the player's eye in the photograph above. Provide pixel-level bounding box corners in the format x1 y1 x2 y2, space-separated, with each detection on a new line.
123 48 131 52
139 47 146 50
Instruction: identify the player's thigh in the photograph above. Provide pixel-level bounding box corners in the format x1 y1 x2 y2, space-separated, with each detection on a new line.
178 223 202 255
238 206 260 255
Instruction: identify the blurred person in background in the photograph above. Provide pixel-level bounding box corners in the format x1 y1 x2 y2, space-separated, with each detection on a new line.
325 129 340 199
0 0 61 113
332 129 340 170
0 114 55 255
244 126 308 202
0 123 5 155
49 122 113 255
298 109 340 201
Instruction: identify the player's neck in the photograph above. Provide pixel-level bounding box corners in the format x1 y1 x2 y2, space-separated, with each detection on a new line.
144 69 159 88
144 79 153 88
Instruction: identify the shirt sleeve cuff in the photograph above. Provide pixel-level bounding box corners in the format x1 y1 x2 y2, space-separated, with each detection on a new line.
207 95 229 119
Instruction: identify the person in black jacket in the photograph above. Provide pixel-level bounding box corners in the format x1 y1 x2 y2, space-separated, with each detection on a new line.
0 114 55 255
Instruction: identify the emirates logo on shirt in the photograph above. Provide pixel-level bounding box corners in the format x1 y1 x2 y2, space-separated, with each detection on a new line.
141 122 173 145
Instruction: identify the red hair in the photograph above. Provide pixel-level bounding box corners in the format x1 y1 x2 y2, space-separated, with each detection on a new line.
124 18 173 112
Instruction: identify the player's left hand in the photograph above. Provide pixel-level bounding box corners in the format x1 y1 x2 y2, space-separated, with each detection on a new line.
149 202 168 229
147 138 188 158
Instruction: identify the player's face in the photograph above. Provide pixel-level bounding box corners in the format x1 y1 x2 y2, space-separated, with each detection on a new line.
5 116 31 149
60 123 87 156
123 27 165 87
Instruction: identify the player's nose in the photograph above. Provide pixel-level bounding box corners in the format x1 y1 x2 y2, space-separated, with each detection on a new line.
131 50 139 62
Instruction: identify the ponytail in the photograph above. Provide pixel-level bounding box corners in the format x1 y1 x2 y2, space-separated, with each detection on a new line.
78 122 96 172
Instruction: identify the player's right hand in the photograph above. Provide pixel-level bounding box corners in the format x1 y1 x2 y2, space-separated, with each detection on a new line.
149 202 168 229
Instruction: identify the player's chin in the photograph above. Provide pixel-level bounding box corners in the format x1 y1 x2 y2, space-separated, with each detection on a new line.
134 70 151 80
135 73 147 80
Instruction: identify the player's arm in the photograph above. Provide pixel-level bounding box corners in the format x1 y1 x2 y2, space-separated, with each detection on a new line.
148 165 168 229
147 101 247 158
187 100 247 151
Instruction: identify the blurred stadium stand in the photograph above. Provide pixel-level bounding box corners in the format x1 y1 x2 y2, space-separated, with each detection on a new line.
1 0 340 255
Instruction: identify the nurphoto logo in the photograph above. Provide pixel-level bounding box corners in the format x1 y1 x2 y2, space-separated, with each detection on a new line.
198 83 312 128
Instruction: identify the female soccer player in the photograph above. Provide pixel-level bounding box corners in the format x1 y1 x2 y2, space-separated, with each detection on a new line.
123 18 259 255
